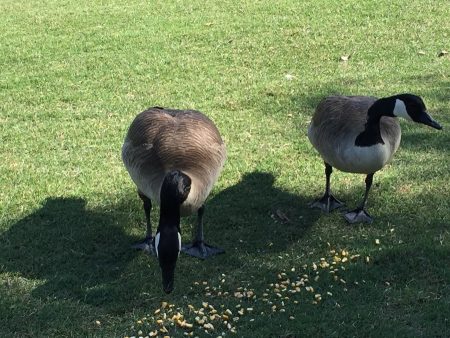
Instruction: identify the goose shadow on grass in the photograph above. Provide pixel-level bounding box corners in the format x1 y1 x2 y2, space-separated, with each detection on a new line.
196 171 320 256
0 172 323 307
0 197 138 306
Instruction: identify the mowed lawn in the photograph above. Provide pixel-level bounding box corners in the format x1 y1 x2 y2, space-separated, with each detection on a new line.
1 0 449 336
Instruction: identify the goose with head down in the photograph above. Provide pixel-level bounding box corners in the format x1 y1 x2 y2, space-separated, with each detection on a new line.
122 107 226 293
308 93 442 224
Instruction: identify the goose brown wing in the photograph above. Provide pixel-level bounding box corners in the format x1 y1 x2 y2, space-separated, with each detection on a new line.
309 96 377 146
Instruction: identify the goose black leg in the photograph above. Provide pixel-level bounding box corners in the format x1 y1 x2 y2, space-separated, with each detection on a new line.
344 173 374 224
182 205 224 259
310 162 345 213
131 191 155 255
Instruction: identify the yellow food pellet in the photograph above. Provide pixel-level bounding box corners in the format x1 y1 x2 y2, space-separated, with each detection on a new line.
95 320 101 326
375 239 380 245
154 309 161 315
161 302 168 308
320 261 330 268
203 323 215 331
234 292 243 298
289 316 295 320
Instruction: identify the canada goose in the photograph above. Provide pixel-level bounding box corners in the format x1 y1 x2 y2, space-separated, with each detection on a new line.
122 107 226 293
308 94 442 224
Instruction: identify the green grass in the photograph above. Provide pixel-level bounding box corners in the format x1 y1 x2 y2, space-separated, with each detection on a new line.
1 0 449 336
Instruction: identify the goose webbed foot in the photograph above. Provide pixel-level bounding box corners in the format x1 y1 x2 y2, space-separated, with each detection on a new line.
343 208 373 224
309 193 345 213
182 241 224 259
131 236 156 256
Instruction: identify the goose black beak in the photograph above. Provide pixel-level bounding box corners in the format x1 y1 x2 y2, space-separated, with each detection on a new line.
163 281 174 294
419 111 442 130
162 267 175 294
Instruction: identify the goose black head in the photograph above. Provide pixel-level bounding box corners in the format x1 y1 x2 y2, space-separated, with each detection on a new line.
155 170 191 294
392 94 442 130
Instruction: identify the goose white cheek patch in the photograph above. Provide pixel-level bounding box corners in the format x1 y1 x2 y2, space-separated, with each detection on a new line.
155 232 160 257
393 99 411 120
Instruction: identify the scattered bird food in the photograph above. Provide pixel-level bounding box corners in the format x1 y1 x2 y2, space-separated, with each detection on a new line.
124 247 370 337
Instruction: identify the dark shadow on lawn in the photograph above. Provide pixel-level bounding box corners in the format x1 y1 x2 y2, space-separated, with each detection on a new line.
0 197 138 305
0 173 321 307
202 171 319 255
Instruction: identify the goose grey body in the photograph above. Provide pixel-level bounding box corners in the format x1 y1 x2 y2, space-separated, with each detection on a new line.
307 94 442 224
122 107 226 216
122 107 226 293
308 96 401 173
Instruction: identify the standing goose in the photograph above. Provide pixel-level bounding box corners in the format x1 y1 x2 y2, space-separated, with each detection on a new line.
122 107 226 293
308 94 442 224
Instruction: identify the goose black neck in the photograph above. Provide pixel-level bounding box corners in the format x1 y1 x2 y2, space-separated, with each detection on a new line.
158 203 181 232
355 98 395 147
